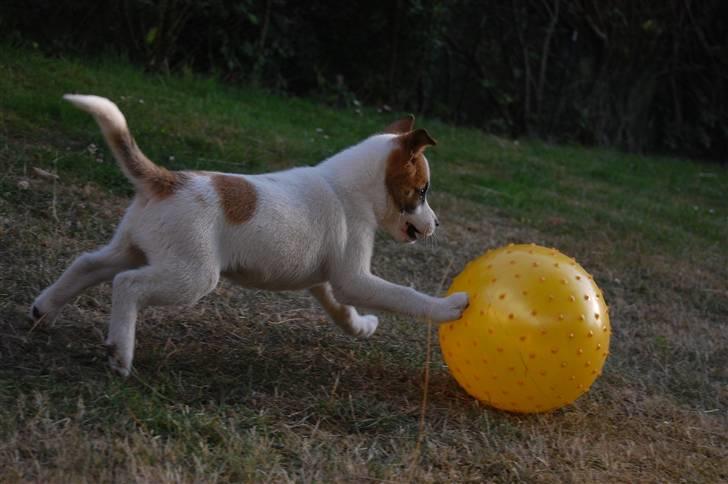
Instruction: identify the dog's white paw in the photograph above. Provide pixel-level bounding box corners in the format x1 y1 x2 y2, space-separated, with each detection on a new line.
104 341 132 378
432 292 469 323
29 297 59 326
349 313 379 338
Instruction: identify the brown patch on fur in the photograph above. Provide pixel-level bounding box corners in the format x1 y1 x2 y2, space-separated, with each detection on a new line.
386 149 429 213
385 128 437 211
212 174 257 224
383 115 415 134
108 130 186 198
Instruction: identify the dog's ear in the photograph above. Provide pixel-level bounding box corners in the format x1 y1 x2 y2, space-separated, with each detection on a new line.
383 114 415 134
402 128 437 155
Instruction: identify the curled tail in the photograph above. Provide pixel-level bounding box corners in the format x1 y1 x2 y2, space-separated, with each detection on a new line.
64 94 184 198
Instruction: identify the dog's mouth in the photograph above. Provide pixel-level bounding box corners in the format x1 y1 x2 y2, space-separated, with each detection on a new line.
405 222 420 241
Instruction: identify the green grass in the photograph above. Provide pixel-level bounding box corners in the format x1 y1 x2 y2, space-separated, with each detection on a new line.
2 44 726 255
1 44 727 482
433 132 727 252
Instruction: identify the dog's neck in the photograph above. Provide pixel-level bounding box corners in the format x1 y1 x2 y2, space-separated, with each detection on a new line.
317 134 395 227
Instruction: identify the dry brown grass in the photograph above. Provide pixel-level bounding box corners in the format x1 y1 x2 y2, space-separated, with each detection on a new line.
1 159 726 483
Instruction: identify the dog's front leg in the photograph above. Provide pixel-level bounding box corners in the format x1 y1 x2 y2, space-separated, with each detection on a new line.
309 283 379 337
332 273 468 323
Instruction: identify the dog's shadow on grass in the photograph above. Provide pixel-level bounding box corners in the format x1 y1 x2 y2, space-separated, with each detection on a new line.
137 319 463 400
129 317 490 433
7 305 476 427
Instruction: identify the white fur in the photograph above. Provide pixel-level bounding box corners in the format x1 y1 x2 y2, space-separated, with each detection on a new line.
31 95 469 376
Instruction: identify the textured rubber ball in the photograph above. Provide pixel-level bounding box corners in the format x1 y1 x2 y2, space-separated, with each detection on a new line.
439 244 611 413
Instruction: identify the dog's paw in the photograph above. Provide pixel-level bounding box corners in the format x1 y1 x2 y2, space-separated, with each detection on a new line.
432 292 469 323
104 342 131 378
350 313 379 338
28 299 59 326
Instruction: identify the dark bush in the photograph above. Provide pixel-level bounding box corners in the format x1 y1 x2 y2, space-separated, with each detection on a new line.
2 0 726 161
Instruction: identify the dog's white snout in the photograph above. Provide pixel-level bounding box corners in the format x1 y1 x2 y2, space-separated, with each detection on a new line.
422 220 436 237
420 202 438 237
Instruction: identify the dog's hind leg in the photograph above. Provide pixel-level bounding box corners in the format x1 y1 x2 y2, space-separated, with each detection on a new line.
105 261 219 377
309 283 379 337
30 239 147 325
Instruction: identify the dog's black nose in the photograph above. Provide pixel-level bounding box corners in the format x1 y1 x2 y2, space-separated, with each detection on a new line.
435 218 440 227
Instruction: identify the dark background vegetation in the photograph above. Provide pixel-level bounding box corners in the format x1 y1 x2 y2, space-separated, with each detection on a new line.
2 0 727 161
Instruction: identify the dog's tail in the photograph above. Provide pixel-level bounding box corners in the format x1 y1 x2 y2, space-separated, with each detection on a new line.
63 94 183 198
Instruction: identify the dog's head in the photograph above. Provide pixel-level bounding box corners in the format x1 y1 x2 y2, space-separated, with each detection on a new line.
381 115 439 244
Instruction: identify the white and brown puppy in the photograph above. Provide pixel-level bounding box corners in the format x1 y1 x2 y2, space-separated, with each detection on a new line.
30 95 469 376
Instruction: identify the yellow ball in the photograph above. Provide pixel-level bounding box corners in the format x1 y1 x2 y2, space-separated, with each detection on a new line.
439 244 610 413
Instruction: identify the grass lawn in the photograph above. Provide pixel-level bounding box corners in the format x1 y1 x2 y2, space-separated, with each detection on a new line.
1 45 727 482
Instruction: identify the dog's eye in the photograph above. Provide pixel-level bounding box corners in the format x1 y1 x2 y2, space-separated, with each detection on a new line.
418 183 429 197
